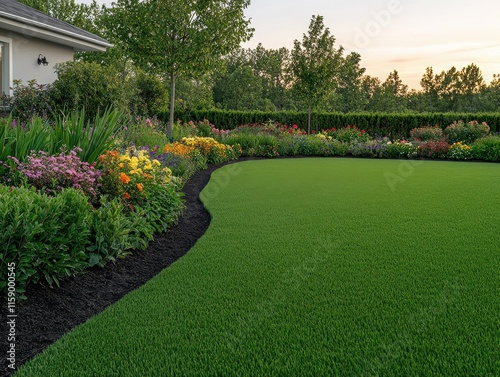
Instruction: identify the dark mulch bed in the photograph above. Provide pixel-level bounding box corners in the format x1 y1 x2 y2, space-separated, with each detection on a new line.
0 161 240 377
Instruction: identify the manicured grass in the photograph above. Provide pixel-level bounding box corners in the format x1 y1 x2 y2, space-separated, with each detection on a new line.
15 158 500 376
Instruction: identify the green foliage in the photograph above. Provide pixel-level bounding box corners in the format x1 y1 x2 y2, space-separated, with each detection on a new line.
0 116 49 166
137 183 184 234
119 117 169 148
1 80 53 123
471 136 500 161
129 70 168 116
290 15 343 132
0 186 91 299
50 61 133 119
88 197 133 267
50 109 122 163
444 120 490 144
160 110 500 137
410 126 444 141
171 121 198 141
108 0 253 133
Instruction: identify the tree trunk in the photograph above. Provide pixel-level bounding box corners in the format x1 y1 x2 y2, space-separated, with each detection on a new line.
307 107 311 134
168 71 176 137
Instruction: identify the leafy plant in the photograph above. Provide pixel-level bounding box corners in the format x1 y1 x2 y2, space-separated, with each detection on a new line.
320 125 370 143
1 79 53 123
0 186 92 299
50 109 122 164
410 126 444 141
137 182 185 234
120 116 169 148
445 120 490 144
88 197 132 267
471 136 500 161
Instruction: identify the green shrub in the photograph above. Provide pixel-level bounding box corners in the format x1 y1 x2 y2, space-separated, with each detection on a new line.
171 121 197 141
195 119 213 137
445 120 490 144
2 80 53 123
50 61 133 119
321 125 371 143
88 197 133 267
159 110 500 136
137 183 185 234
0 186 92 299
471 136 500 161
129 70 168 116
222 133 277 157
410 126 444 141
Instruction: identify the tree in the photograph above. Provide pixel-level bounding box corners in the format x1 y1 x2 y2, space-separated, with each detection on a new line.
290 15 343 133
336 52 367 112
108 0 253 134
369 70 408 112
17 0 104 33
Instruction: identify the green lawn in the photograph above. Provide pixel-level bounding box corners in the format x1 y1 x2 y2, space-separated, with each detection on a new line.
16 158 500 376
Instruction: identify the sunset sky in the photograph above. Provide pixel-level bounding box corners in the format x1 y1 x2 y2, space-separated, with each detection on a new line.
83 0 500 90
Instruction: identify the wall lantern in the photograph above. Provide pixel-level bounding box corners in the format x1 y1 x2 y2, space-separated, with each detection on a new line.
37 54 49 66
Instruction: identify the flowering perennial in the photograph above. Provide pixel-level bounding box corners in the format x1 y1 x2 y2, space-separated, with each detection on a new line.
12 147 100 200
99 147 171 203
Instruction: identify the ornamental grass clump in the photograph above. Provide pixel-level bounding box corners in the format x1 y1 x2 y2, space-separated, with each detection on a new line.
12 147 101 201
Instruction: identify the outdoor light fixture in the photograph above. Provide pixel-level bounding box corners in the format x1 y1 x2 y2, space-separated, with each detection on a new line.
37 54 49 66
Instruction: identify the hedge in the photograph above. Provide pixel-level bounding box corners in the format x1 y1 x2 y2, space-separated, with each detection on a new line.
159 110 500 138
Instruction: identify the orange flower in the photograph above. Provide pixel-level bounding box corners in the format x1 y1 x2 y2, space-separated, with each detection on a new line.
120 172 131 184
123 192 131 199
136 183 144 192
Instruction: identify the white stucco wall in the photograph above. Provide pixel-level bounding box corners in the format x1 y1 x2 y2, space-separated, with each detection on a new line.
0 28 74 90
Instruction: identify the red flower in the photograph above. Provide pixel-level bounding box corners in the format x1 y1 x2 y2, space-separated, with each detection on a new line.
292 124 298 129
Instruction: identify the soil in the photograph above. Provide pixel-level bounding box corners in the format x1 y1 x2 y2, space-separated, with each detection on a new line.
0 160 241 377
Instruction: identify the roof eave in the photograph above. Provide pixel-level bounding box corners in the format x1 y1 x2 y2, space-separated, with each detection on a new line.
0 13 112 51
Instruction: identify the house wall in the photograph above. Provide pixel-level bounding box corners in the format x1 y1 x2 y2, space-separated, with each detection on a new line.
0 28 74 90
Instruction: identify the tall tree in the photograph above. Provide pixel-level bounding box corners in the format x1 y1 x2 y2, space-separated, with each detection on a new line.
336 52 367 112
109 0 253 134
290 15 343 133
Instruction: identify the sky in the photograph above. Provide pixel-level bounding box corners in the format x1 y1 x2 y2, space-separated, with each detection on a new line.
81 0 500 90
